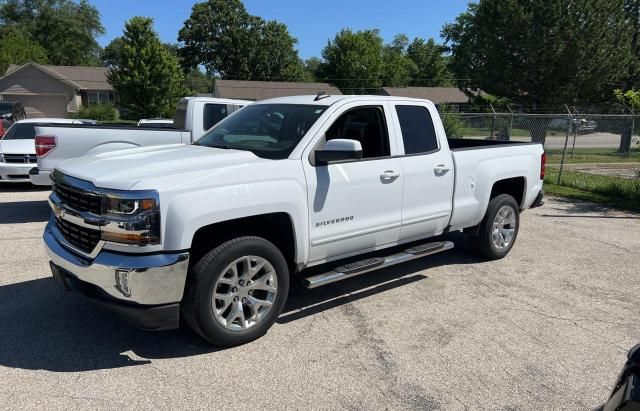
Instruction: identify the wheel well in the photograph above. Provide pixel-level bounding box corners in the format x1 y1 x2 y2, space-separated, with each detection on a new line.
490 177 525 207
190 213 296 271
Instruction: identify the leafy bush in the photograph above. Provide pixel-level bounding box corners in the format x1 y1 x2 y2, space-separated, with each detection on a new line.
70 104 119 122
439 104 465 138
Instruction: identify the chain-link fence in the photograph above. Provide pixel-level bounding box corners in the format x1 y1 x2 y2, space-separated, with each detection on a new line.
440 109 640 206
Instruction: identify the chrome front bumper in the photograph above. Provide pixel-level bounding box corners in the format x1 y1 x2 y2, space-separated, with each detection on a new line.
0 162 33 182
44 220 190 329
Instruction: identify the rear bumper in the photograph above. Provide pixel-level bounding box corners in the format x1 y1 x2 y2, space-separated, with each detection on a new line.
0 162 32 182
44 220 190 330
29 167 52 186
530 190 545 208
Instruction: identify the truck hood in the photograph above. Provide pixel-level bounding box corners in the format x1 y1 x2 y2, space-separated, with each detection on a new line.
56 144 266 190
0 139 35 155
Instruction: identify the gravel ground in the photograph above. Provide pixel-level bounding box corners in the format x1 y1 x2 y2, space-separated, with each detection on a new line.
0 184 638 410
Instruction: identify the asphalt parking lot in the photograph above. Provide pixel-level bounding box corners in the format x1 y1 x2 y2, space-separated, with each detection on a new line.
0 184 638 410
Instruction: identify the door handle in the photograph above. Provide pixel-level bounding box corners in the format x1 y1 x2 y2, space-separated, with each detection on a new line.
434 164 450 174
380 170 400 181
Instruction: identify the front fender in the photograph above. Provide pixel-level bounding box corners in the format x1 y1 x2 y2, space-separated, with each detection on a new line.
161 180 309 264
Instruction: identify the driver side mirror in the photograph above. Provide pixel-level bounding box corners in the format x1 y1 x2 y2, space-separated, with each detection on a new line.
315 139 363 165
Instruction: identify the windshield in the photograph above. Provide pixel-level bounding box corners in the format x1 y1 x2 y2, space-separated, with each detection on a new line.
0 102 13 115
195 104 327 159
2 123 36 140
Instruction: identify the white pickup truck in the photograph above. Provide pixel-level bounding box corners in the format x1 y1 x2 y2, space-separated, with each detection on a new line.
29 97 251 185
43 94 545 346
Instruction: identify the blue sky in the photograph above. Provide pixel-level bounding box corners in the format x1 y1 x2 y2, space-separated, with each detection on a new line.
90 0 471 59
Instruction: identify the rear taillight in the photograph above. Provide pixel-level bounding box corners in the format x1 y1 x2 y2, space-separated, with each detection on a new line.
35 135 56 157
540 152 546 179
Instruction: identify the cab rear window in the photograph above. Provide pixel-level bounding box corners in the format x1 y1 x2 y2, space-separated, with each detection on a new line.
2 123 36 140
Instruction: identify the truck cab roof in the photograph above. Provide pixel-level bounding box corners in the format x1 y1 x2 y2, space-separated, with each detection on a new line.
253 94 436 107
179 96 254 106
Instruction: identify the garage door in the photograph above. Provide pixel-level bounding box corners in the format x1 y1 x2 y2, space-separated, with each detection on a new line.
1 94 68 118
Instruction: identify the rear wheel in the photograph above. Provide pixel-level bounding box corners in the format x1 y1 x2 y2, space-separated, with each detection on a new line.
469 194 520 260
182 236 289 347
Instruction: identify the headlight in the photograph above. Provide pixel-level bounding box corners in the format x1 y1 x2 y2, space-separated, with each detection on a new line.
101 194 160 245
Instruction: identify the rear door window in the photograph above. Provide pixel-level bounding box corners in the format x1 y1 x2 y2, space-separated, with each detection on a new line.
395 105 439 155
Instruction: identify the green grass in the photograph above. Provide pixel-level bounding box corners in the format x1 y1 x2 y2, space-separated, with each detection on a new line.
546 147 640 164
544 168 640 212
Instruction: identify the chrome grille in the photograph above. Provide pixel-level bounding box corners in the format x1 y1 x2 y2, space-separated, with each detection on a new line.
55 218 101 254
3 154 37 164
53 182 102 215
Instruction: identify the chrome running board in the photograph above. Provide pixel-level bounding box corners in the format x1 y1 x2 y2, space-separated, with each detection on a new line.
303 241 454 289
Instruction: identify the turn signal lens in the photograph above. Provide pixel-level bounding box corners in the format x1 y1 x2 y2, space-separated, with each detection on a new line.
101 231 159 245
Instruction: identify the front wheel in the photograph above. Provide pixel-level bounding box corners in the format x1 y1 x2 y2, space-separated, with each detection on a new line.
182 236 289 347
469 194 520 260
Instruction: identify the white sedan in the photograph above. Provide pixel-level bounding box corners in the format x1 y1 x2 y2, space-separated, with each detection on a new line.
0 118 81 183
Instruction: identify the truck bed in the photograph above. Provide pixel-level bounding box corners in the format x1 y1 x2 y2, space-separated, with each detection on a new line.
447 137 540 151
33 124 192 185
448 139 545 231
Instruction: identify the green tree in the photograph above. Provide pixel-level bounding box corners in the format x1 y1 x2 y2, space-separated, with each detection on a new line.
442 0 629 104
381 34 416 87
406 38 453 87
178 0 304 81
614 89 640 152
302 57 322 81
624 0 640 89
101 36 126 67
107 17 186 119
319 29 386 93
0 26 48 73
0 0 104 66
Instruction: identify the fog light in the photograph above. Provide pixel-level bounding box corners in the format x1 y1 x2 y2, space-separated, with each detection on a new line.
115 269 131 297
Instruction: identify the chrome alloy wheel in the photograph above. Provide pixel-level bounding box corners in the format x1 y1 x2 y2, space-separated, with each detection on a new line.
212 256 278 331
492 205 517 250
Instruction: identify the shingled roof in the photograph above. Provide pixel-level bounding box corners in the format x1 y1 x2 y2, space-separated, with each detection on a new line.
379 87 472 104
5 63 112 90
214 80 342 101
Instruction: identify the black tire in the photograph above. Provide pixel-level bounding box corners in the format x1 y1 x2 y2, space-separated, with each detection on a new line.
469 194 520 260
182 236 289 347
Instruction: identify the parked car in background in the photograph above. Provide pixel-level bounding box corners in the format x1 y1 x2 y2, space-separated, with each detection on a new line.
0 118 82 183
0 101 26 121
547 117 597 133
44 94 545 346
138 118 174 128
30 97 252 186
0 101 27 137
0 119 10 139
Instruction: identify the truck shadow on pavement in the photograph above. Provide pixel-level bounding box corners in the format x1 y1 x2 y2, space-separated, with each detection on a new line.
0 234 482 372
0 183 50 193
541 196 640 219
0 200 50 223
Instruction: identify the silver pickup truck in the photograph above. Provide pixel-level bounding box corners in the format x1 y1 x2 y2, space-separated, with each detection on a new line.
30 97 251 185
